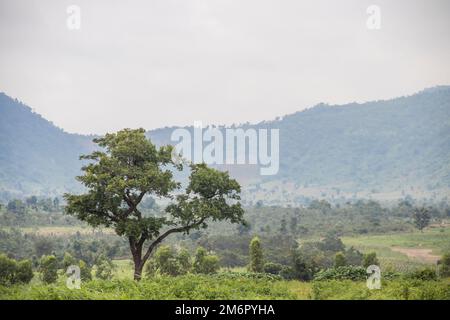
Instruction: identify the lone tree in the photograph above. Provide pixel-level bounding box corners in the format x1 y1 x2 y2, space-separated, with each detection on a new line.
413 207 431 232
64 129 245 280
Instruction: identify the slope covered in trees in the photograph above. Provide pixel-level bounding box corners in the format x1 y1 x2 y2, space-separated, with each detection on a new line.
1 86 449 199
0 93 93 198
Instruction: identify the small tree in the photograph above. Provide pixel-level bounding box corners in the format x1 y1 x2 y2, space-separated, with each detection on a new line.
193 247 219 274
95 255 115 280
248 236 264 273
154 246 182 276
145 246 192 277
62 252 76 269
15 260 34 284
413 207 431 232
39 255 58 284
363 252 379 268
177 248 192 273
79 260 92 281
334 252 347 267
291 250 314 280
65 129 244 280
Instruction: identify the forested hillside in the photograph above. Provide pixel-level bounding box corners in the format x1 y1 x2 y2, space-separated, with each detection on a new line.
1 86 449 200
0 93 93 199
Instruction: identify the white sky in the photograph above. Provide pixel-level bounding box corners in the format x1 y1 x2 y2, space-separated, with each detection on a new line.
0 0 449 134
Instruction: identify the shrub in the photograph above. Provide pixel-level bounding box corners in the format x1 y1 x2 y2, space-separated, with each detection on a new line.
145 246 192 277
362 252 379 268
0 254 33 285
263 262 283 275
314 266 367 281
62 252 76 270
406 268 437 281
39 255 58 284
345 247 363 266
279 266 295 280
94 256 115 280
334 252 347 267
0 254 16 285
15 260 34 284
177 248 192 273
193 247 219 275
79 260 92 281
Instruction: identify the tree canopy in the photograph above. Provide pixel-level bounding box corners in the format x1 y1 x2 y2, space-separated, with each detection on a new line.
64 128 245 280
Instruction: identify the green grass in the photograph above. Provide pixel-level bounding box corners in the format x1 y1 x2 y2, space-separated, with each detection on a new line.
112 259 135 280
310 278 450 300
0 274 295 300
1 275 448 300
342 226 450 272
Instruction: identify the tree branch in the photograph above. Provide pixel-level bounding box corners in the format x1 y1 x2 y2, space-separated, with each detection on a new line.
141 217 206 263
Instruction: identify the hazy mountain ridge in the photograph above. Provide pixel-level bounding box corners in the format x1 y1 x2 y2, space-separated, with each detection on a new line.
0 93 94 198
1 87 449 200
273 86 450 189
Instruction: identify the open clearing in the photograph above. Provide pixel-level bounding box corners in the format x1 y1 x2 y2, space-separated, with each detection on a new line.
342 226 450 271
390 247 440 264
15 226 115 236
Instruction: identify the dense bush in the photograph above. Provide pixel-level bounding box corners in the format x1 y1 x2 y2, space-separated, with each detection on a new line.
334 252 347 267
39 255 58 284
314 266 367 281
62 252 76 269
146 246 192 277
0 254 33 285
193 247 220 275
363 252 379 268
212 272 282 281
14 260 34 284
263 262 283 275
406 268 437 281
279 266 296 280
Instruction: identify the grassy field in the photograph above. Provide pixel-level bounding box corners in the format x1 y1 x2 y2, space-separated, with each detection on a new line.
342 226 450 272
1 224 449 300
1 275 449 300
1 250 449 300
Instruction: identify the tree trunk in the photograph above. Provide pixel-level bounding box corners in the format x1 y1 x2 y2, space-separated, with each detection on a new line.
130 237 144 281
134 261 144 281
129 218 206 280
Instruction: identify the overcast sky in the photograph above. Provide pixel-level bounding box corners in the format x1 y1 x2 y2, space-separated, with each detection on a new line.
0 0 449 134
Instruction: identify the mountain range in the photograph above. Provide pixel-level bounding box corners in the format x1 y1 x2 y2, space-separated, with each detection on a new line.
1 86 449 203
